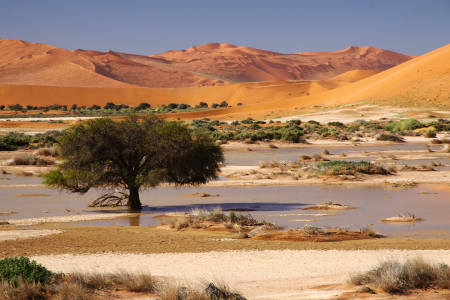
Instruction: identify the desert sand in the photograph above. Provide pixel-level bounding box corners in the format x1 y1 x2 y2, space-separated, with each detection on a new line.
0 42 447 122
26 250 450 300
0 39 411 89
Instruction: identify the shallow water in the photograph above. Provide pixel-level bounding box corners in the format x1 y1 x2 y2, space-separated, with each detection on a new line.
1 173 450 238
225 144 443 166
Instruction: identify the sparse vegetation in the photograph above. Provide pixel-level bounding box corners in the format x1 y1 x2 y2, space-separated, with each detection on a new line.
7 156 54 166
0 257 246 300
160 207 278 232
349 256 450 293
313 160 392 176
376 133 405 142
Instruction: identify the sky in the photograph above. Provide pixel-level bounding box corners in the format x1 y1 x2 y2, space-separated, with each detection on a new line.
1 0 449 56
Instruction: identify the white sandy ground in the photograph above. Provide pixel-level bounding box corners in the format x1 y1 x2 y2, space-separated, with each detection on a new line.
27 250 450 300
0 229 63 241
1 213 139 226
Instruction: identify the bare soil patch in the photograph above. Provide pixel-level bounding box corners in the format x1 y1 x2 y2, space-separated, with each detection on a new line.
302 204 356 210
12 193 49 197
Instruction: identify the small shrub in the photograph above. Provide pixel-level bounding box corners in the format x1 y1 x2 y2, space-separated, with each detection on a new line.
8 156 54 166
384 119 423 132
349 256 450 293
376 133 405 143
0 256 53 284
424 129 437 138
301 224 328 236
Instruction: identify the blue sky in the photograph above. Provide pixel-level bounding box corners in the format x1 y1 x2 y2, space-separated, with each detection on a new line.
1 0 449 56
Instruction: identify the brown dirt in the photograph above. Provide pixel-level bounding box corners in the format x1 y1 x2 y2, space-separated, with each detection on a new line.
302 204 357 210
2 226 450 258
12 194 49 197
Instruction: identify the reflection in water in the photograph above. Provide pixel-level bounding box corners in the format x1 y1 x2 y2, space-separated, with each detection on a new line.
129 216 140 226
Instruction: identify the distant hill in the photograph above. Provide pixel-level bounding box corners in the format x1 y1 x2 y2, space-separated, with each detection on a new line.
0 39 414 88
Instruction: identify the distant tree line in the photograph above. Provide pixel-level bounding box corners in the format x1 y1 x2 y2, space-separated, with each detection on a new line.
1 100 237 115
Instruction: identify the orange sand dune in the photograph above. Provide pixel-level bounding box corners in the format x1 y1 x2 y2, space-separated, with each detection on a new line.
151 43 413 83
163 43 450 120
0 38 228 88
0 69 377 108
0 41 446 122
0 38 412 89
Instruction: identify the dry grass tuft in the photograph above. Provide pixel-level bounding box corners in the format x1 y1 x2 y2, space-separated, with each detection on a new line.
356 226 383 237
0 279 47 300
349 256 450 293
160 207 278 231
112 270 156 292
7 156 54 166
35 147 59 157
300 224 329 236
156 281 246 300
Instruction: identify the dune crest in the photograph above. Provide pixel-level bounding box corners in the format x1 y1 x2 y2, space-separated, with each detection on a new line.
0 38 413 89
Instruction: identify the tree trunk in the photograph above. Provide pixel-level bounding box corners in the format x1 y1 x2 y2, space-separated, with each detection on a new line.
128 187 142 210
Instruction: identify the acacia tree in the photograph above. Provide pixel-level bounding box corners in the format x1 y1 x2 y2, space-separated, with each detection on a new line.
43 115 224 210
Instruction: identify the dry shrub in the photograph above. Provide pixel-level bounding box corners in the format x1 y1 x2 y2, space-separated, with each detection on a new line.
424 129 437 138
156 281 245 300
431 138 450 144
376 133 405 143
349 256 450 293
161 207 276 231
259 161 269 168
301 224 329 236
299 154 311 161
111 270 156 292
419 164 434 171
311 154 324 161
8 156 54 166
0 279 46 300
396 165 417 172
54 280 93 300
356 226 383 237
35 147 59 157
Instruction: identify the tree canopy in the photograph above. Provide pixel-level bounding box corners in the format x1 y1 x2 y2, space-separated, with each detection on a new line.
43 115 224 210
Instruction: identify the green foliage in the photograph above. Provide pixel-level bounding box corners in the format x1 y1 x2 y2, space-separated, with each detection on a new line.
376 133 405 142
424 129 437 138
281 129 305 143
136 102 151 110
249 124 261 130
307 120 320 125
0 132 30 151
0 257 53 284
316 160 390 175
328 121 345 128
384 118 423 132
241 117 254 125
289 119 301 125
43 115 224 209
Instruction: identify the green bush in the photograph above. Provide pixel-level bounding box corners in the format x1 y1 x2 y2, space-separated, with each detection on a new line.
384 119 423 132
376 133 405 142
282 129 305 143
327 121 345 128
0 132 31 151
0 257 53 284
